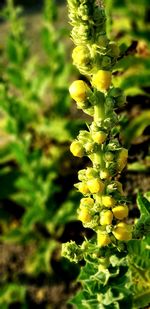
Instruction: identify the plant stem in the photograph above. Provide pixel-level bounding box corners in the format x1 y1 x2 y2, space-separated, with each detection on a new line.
94 104 105 122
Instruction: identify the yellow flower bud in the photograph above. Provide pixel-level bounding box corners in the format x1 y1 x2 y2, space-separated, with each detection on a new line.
113 222 132 241
100 210 113 225
87 178 104 194
78 182 90 195
80 197 94 207
112 205 129 220
116 222 132 231
102 196 116 208
78 207 92 224
91 70 112 92
69 80 89 102
97 231 111 247
70 140 84 157
72 45 91 67
117 148 128 172
92 131 107 144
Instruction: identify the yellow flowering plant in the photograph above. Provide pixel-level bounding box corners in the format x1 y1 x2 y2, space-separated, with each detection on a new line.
62 1 150 308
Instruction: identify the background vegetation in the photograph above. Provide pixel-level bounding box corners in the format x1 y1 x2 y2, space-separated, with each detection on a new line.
0 0 149 308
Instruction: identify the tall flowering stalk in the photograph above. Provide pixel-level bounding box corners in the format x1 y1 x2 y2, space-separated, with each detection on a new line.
62 0 133 307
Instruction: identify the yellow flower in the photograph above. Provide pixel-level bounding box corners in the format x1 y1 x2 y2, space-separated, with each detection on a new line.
112 205 129 220
72 45 91 67
102 195 116 208
92 131 107 144
113 222 132 241
69 80 89 102
87 178 104 194
100 210 113 225
78 182 90 195
97 230 111 247
78 207 92 224
80 197 94 207
70 140 84 157
91 70 112 92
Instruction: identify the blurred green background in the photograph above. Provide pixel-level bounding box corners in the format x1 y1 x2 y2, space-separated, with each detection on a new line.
0 0 150 308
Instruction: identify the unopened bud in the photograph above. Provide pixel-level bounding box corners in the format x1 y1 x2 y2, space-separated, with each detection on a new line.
113 222 132 241
77 182 90 195
80 197 94 208
97 230 111 247
92 131 107 144
112 205 129 220
87 178 104 194
69 80 89 102
72 45 91 71
91 70 112 92
102 195 116 208
70 140 84 157
100 210 113 225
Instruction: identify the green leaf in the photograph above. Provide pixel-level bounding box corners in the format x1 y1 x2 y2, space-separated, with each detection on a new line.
51 191 79 228
6 37 19 63
0 139 16 164
127 238 150 309
0 228 23 243
127 162 149 172
70 291 88 309
6 66 24 88
133 193 150 238
47 118 72 142
0 168 19 199
0 284 26 305
145 191 150 202
25 240 57 275
22 205 45 230
137 192 150 216
123 111 150 145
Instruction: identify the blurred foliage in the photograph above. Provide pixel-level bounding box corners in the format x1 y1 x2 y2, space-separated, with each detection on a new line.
106 0 150 173
128 238 150 309
0 0 150 307
0 0 83 306
128 193 150 308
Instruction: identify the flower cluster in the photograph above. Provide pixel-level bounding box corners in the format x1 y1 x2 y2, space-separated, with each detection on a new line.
68 0 119 75
63 0 132 260
70 108 132 246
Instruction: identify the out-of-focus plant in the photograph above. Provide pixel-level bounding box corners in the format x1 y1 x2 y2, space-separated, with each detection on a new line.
0 0 82 306
105 0 150 174
105 0 150 96
62 0 150 308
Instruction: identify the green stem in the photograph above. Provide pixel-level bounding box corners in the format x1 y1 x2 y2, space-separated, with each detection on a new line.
93 103 105 168
93 151 104 168
94 104 105 122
